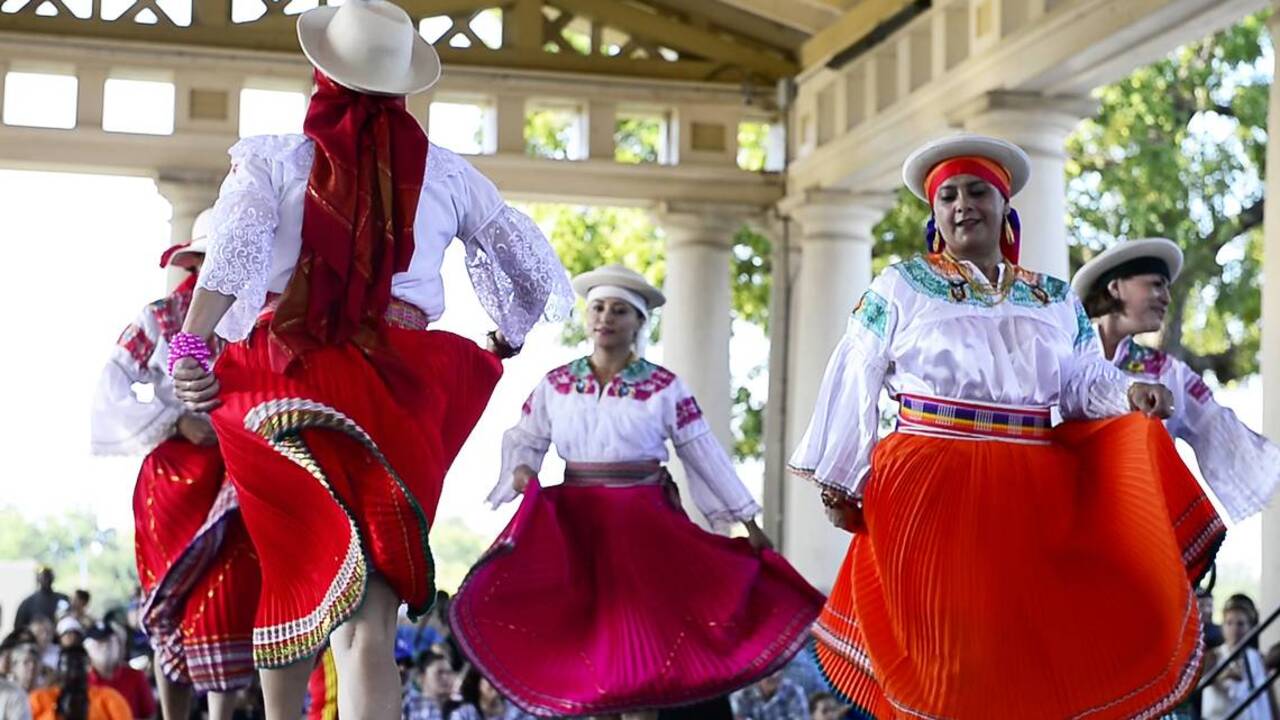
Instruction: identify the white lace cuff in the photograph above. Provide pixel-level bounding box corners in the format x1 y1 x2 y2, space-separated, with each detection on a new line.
198 189 278 341
464 206 574 349
1189 408 1280 523
489 426 550 508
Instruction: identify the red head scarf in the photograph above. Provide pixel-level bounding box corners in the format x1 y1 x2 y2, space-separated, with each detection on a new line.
922 155 1021 264
269 70 429 371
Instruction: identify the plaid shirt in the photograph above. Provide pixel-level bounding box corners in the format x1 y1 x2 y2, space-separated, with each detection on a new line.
401 688 446 720
730 678 809 720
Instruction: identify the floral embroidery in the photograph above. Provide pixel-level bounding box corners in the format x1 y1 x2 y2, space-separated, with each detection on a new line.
675 396 703 430
117 323 155 370
545 358 676 400
1186 375 1213 403
151 285 193 343
1074 302 1097 350
1116 339 1170 378
546 358 598 396
852 289 889 339
893 255 1069 308
521 391 535 415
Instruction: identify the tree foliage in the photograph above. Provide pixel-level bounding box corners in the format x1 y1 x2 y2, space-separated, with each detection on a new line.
0 507 137 611
1067 13 1270 382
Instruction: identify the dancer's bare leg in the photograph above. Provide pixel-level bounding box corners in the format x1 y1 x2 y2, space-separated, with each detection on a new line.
261 658 313 720
207 691 237 720
155 668 193 720
330 576 401 720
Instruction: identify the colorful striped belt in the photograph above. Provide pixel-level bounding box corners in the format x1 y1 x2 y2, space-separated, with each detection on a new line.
259 295 430 331
896 393 1052 444
563 460 667 488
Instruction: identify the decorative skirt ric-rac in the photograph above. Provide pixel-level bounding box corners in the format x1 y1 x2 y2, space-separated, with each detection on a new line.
450 461 825 717
209 302 503 668
802 394 1225 720
134 439 259 691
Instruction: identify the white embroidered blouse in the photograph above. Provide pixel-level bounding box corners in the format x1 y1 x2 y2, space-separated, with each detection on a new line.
1110 335 1280 522
90 283 203 455
490 358 762 531
197 134 573 344
789 254 1136 499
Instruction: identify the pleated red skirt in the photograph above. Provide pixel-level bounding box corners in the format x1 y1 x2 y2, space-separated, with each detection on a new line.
134 439 260 691
210 320 502 667
450 472 825 717
813 413 1224 720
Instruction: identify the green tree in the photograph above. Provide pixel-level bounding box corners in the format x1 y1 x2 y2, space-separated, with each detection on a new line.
615 116 663 164
871 187 931 271
0 507 137 611
429 517 491 594
1067 13 1269 382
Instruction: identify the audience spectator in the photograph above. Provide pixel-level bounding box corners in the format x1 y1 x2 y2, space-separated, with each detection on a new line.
1200 588 1225 651
782 641 829 699
0 631 33 720
84 623 155 720
1203 594 1277 720
2 631 43 692
448 665 534 720
13 569 69 632
403 651 457 720
66 592 94 629
28 645 132 720
28 618 59 673
55 617 85 652
807 693 841 720
731 670 808 720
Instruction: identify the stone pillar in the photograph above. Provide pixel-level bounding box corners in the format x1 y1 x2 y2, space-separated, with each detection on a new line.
156 171 221 292
780 189 890 590
655 201 754 525
495 94 526 155
957 91 1095 279
761 212 794 544
1259 5 1280 646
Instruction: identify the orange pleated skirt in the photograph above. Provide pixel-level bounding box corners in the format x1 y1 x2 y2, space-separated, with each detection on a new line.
814 413 1224 720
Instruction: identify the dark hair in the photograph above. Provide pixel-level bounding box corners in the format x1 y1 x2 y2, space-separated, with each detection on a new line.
1224 593 1261 650
457 665 484 707
73 590 90 605
417 650 448 673
1082 282 1124 319
0 629 36 653
809 692 835 713
56 645 91 720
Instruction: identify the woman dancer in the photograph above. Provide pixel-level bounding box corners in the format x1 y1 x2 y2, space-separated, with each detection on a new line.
170 1 572 717
792 134 1215 718
450 264 824 718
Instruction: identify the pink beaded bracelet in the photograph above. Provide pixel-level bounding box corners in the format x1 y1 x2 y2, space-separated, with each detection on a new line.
168 332 214 376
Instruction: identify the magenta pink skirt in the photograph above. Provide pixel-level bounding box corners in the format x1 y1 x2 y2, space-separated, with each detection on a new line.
450 467 823 717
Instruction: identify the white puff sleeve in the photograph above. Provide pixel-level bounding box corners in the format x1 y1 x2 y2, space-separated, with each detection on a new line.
443 148 574 348
89 309 182 455
666 379 761 531
1166 357 1280 522
788 271 897 499
1059 298 1134 419
196 136 287 341
488 380 554 508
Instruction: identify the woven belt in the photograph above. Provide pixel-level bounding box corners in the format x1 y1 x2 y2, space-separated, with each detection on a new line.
258 295 429 331
563 460 667 488
896 393 1052 444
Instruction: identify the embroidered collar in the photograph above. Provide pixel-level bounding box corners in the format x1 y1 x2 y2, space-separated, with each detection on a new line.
546 357 677 400
894 254 1069 308
1112 336 1170 377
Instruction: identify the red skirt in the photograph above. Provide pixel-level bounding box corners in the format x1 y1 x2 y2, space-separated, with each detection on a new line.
813 413 1223 719
210 320 502 668
450 466 825 717
134 439 259 691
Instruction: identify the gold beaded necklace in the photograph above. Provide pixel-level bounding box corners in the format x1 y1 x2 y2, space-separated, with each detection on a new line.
941 251 1016 305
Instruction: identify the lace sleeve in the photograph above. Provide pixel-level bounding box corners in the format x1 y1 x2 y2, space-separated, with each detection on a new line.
463 206 575 348
196 140 282 341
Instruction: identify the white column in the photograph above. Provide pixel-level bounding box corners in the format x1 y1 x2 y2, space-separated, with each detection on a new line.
958 92 1094 279
1259 5 1280 646
781 190 891 589
761 213 793 543
655 201 752 525
156 171 221 292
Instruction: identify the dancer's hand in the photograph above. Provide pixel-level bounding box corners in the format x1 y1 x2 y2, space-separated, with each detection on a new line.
173 357 221 413
743 519 773 552
486 330 520 360
176 413 219 447
821 489 865 533
513 465 536 493
1128 382 1174 418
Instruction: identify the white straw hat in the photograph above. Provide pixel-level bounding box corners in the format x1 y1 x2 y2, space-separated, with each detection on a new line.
571 264 666 310
1071 238 1184 298
902 134 1031 202
297 0 442 96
